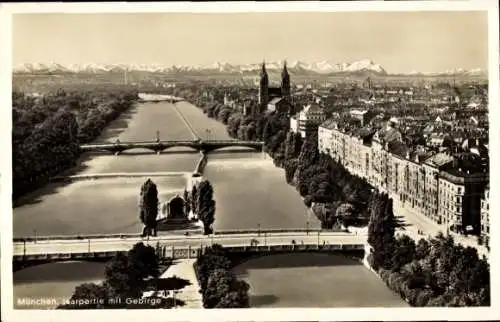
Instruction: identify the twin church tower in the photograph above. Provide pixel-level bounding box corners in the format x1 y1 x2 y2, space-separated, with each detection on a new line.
258 61 291 109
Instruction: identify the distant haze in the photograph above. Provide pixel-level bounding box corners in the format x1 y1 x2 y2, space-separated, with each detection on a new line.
13 11 488 74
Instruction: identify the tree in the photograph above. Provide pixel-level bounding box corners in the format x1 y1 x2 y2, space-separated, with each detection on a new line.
183 188 191 217
227 113 242 137
202 267 250 308
202 268 234 308
195 244 232 291
284 159 298 184
215 280 250 308
391 235 416 272
197 180 216 234
297 132 320 166
312 201 339 229
415 238 430 260
139 179 159 236
335 203 356 227
191 185 198 215
367 193 397 270
13 88 137 199
128 242 159 280
284 131 303 161
104 253 142 302
61 283 108 309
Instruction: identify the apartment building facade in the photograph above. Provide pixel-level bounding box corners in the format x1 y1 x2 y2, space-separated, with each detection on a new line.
291 103 327 138
481 186 489 244
318 119 489 235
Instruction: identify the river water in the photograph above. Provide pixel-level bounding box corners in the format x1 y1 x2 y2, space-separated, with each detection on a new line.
12 99 405 308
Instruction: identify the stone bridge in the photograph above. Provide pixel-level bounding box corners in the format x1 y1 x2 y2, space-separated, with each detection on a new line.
12 232 366 270
79 139 264 155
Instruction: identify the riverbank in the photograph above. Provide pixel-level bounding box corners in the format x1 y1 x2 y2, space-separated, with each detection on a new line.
13 90 139 199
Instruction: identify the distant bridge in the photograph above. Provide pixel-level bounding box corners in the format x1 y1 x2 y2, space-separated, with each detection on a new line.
79 139 265 155
137 93 185 104
12 231 366 270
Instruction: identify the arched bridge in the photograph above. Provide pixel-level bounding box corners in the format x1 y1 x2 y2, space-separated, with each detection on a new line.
12 231 367 270
79 139 265 154
137 93 185 104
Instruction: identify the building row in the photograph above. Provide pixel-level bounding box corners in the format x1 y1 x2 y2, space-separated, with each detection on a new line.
317 117 489 242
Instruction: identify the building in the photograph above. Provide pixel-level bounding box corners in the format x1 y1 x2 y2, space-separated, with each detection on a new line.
317 119 489 236
268 97 294 114
350 110 370 126
318 119 337 157
481 185 489 245
291 103 326 138
259 61 291 113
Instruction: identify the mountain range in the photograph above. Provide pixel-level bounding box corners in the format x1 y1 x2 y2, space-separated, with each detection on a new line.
12 59 487 77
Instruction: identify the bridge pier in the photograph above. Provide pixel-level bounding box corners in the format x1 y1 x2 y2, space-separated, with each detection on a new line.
114 151 120 156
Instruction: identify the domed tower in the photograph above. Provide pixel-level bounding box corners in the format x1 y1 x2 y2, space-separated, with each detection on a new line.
259 61 269 109
281 61 291 100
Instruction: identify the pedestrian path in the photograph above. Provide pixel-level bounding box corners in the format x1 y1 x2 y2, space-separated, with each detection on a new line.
160 258 203 308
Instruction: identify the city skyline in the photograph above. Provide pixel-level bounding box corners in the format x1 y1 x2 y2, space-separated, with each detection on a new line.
13 11 488 74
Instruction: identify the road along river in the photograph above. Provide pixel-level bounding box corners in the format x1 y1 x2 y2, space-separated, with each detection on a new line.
13 98 405 308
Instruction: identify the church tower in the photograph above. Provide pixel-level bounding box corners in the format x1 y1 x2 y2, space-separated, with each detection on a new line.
281 61 291 100
259 61 269 110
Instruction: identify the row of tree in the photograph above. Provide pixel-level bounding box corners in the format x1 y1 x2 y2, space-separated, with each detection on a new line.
60 242 189 309
367 192 490 307
194 244 250 308
12 88 138 199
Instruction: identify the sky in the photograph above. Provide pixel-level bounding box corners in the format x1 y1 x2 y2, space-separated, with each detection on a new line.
12 11 488 74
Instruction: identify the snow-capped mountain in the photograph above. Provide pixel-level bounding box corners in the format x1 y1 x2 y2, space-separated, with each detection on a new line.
405 68 487 77
12 60 485 77
15 62 69 73
445 68 487 76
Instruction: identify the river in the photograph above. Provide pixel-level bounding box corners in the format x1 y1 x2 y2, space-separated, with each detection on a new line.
13 98 405 308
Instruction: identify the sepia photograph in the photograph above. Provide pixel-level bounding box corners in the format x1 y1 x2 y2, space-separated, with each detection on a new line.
1 1 499 321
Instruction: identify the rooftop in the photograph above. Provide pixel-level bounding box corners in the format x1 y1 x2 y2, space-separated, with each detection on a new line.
268 97 283 105
302 103 323 114
350 109 368 116
423 152 454 168
387 141 410 158
320 118 337 130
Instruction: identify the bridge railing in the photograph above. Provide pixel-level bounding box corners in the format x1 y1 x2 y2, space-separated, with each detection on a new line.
14 242 366 262
214 228 333 235
13 228 353 243
80 139 265 147
13 233 145 243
